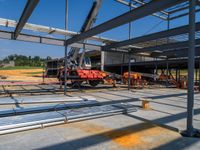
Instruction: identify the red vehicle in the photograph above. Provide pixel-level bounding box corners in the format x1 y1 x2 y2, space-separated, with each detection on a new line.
57 0 104 87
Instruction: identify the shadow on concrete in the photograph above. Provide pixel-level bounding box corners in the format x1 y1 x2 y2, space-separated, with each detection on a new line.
152 137 200 150
36 113 200 150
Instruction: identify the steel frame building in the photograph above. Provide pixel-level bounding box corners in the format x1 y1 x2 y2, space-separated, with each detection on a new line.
0 0 200 137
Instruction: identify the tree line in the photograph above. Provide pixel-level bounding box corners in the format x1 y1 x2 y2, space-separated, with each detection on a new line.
0 54 52 67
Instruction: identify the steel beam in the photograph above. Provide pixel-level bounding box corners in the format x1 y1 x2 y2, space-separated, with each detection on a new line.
13 0 39 39
168 6 189 14
0 18 117 43
65 0 186 45
169 8 200 20
0 30 102 51
133 39 200 53
115 0 167 20
102 22 200 50
132 0 168 15
159 47 200 58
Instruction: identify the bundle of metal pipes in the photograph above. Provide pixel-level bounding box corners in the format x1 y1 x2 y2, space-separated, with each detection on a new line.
0 102 137 135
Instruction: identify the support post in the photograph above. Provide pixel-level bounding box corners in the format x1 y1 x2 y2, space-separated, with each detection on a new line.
128 0 132 90
167 14 170 43
154 58 158 81
121 53 125 84
196 67 198 83
166 60 169 86
187 0 196 137
42 61 45 83
128 52 131 90
64 0 68 95
199 59 200 91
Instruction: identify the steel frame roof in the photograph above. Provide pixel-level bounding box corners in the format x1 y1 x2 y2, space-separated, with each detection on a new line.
0 0 199 59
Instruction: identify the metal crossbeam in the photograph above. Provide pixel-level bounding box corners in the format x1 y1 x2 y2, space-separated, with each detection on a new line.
133 39 200 53
115 0 167 20
102 22 200 50
169 9 200 20
13 0 40 39
0 18 117 43
132 0 168 15
65 0 186 46
0 30 101 51
151 47 200 58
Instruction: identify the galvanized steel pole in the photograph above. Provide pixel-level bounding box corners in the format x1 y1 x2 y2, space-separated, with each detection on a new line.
187 0 196 137
128 0 132 90
64 0 68 95
199 59 200 91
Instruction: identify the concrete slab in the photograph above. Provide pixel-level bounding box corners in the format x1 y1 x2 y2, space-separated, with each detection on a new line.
1 115 199 150
0 88 200 149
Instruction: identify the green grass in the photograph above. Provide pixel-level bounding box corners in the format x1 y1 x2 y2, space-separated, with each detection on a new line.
0 66 43 70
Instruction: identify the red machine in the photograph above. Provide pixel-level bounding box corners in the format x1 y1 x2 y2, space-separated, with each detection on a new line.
57 0 105 87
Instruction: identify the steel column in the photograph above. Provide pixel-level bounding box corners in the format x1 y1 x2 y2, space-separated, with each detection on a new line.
199 59 200 91
128 52 131 90
13 0 39 39
64 0 68 95
167 14 170 43
187 0 196 137
166 60 169 86
128 1 132 90
196 67 198 83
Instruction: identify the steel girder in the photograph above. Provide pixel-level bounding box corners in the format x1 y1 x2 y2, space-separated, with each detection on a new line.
65 0 186 46
13 0 40 39
102 22 200 50
133 39 200 53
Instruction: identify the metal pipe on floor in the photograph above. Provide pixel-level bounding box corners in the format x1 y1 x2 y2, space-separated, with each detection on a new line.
0 100 98 117
0 104 136 135
187 0 196 137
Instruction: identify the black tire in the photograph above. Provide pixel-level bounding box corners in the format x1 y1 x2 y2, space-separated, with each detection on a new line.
89 80 100 87
70 71 83 87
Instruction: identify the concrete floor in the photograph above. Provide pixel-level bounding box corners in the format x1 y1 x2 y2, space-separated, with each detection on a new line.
0 88 200 149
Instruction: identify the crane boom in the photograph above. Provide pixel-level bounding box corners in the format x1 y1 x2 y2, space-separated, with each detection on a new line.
68 0 102 68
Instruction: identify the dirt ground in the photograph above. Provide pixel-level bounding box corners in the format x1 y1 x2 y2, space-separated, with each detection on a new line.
0 69 58 83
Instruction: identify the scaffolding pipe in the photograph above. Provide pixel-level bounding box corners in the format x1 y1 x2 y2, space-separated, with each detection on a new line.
187 0 196 137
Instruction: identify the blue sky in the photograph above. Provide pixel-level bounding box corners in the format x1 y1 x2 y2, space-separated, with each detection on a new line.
0 0 199 59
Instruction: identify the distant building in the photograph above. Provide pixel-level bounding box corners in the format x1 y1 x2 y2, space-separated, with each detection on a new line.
0 61 15 68
45 50 154 77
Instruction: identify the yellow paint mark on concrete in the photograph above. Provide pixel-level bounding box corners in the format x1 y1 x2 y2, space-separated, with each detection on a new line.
68 121 181 149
